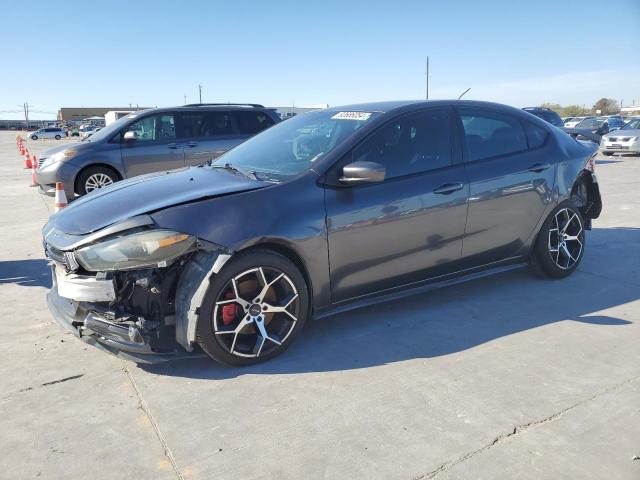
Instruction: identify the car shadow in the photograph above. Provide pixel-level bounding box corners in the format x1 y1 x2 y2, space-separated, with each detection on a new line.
139 227 638 379
0 259 51 288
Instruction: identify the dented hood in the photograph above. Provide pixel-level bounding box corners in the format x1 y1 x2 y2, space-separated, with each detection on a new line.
50 166 267 235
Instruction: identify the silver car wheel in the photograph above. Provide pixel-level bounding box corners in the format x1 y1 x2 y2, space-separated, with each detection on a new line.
84 173 114 192
213 267 300 358
548 207 584 270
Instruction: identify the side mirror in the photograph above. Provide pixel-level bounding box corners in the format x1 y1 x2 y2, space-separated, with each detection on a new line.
123 131 138 142
339 161 386 185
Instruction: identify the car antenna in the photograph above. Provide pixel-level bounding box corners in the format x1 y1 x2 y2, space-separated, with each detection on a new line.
458 88 471 100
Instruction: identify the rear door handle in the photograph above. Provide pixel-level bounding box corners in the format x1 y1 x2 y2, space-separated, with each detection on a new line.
433 182 464 195
187 141 198 148
528 163 550 173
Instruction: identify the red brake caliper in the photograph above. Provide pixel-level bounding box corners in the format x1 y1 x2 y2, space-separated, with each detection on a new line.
221 290 241 325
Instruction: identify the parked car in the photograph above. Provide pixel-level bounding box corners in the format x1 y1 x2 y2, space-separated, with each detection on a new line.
522 107 564 127
35 104 280 198
80 126 99 139
42 100 602 366
563 116 626 143
600 117 640 155
29 127 65 140
564 116 593 128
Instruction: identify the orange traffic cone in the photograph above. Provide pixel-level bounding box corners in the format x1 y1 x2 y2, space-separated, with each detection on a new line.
24 152 32 169
29 158 38 187
54 182 68 212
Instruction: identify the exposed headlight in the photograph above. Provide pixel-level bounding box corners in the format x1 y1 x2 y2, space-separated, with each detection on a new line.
40 148 77 169
75 229 196 272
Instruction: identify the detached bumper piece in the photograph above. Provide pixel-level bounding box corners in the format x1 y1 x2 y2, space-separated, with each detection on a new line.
47 264 193 364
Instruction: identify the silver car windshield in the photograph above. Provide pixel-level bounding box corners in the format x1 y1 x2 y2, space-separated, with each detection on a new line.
622 119 640 130
212 110 379 180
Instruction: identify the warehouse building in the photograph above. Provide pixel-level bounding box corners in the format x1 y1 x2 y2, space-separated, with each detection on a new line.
57 107 150 123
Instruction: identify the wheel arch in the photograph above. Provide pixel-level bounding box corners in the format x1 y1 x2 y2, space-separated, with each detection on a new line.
73 163 123 194
237 241 315 307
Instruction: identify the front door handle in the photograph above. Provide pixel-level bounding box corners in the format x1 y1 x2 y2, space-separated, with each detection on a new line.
528 163 550 173
167 142 178 149
433 182 464 195
187 141 198 148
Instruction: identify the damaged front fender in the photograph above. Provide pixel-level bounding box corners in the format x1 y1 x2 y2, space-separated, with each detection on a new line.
174 250 232 351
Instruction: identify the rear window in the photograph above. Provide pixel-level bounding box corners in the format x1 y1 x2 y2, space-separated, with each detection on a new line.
233 111 275 134
180 111 235 138
523 121 549 149
460 108 528 161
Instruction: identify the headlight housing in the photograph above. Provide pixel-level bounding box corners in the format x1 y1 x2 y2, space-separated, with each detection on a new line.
75 229 196 272
40 148 77 169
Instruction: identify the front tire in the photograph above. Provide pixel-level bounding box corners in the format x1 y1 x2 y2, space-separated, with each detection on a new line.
31 135 38 140
54 135 61 140
196 249 310 366
76 166 118 196
532 200 585 279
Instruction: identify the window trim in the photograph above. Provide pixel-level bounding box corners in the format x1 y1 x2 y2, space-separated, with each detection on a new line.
327 106 458 186
455 106 532 164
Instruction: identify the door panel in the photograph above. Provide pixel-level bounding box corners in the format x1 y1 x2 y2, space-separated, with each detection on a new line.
121 113 184 177
325 108 468 303
326 169 469 302
457 108 555 265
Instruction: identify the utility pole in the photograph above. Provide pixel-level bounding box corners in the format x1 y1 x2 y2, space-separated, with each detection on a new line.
425 57 429 100
198 85 203 104
23 102 29 130
183 94 187 105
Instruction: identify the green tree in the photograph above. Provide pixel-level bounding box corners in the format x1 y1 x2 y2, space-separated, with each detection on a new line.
562 105 589 117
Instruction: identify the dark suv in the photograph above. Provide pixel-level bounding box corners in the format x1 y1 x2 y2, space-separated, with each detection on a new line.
522 107 564 127
35 104 280 198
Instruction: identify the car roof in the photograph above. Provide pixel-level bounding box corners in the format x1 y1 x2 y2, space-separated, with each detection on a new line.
135 104 274 115
324 99 526 115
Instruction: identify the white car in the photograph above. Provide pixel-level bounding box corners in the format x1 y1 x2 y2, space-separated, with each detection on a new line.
80 126 100 139
29 127 65 140
564 116 593 128
600 118 640 156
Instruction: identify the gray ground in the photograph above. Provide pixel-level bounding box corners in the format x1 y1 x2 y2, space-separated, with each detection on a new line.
0 131 638 479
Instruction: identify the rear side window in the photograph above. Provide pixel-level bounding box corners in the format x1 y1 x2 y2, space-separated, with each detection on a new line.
180 111 235 138
352 108 452 179
459 109 527 161
523 121 549 149
233 111 275 134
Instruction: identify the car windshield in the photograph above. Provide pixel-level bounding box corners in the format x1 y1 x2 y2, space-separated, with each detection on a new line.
576 118 605 128
622 119 640 130
83 113 139 142
211 109 379 180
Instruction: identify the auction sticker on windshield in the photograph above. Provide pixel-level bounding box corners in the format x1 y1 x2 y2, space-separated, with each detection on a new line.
331 112 373 121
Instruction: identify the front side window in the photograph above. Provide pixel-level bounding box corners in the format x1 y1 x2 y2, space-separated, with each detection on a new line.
233 111 275 134
460 109 527 161
352 109 452 179
127 114 175 142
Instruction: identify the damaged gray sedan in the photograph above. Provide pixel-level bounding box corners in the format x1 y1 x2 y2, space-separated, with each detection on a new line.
43 100 602 366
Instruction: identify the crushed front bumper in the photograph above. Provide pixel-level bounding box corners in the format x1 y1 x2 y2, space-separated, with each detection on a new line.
47 265 193 364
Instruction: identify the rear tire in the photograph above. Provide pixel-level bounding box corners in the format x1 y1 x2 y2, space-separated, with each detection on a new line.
196 249 310 366
31 135 38 140
76 166 118 196
532 200 585 279
54 135 61 140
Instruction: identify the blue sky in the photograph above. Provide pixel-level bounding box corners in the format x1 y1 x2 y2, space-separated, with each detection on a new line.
1 0 639 119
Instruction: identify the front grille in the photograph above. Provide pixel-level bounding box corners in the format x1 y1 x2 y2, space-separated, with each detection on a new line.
38 158 45 167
